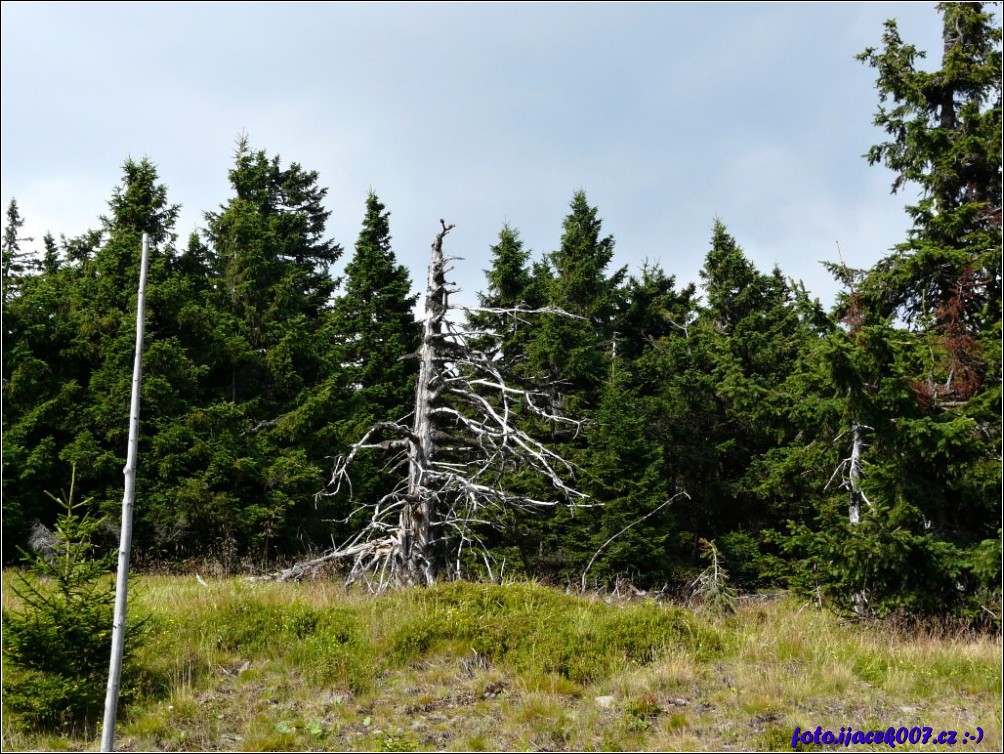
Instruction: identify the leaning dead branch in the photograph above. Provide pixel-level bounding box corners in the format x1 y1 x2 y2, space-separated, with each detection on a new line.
580 493 688 592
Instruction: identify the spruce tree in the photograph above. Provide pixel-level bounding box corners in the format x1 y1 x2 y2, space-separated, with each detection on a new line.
333 191 419 422
205 136 341 408
637 221 810 580
2 239 84 557
469 223 541 370
2 199 35 303
614 262 695 366
779 3 1001 621
2 467 145 731
2 160 199 557
854 2 1000 618
196 137 345 559
530 191 625 411
2 198 39 550
856 1 1001 329
480 224 534 309
511 193 626 578
326 192 420 535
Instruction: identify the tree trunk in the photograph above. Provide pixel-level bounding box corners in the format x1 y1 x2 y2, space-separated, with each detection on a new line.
398 221 453 585
939 13 959 132
847 419 869 616
848 422 864 526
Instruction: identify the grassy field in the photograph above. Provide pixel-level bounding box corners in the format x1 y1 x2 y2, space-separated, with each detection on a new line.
2 576 1001 751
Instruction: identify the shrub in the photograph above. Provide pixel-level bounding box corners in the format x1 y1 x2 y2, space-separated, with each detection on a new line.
2 469 143 731
690 539 737 616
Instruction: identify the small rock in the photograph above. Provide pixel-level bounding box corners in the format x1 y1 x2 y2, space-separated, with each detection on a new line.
673 697 688 707
482 680 507 698
595 695 616 708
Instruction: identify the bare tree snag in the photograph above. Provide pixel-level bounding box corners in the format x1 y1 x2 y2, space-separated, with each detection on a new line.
399 219 453 585
266 221 587 588
846 422 868 526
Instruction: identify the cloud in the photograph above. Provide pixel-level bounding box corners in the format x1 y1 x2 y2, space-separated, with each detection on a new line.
2 2 946 310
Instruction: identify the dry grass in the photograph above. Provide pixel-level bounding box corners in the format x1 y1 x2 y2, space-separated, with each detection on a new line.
2 575 1000 751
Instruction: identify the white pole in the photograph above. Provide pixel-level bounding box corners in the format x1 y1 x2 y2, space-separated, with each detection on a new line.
101 232 149 752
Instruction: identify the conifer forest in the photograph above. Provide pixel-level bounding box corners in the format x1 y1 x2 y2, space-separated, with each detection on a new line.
2 2 1001 626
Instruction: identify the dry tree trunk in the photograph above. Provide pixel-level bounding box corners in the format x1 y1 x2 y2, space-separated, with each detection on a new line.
845 417 871 616
847 422 865 526
398 220 454 585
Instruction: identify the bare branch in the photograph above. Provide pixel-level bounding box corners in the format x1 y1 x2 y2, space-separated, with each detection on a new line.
580 494 686 592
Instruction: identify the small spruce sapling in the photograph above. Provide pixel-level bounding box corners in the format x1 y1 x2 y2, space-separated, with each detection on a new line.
690 538 737 616
1 466 143 731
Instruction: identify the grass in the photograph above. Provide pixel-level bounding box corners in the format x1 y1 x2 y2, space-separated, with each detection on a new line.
2 576 1001 751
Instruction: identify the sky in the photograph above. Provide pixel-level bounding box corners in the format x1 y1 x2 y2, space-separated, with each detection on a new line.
1 2 950 310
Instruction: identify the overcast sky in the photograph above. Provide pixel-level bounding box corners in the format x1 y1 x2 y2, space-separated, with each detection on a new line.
1 2 949 309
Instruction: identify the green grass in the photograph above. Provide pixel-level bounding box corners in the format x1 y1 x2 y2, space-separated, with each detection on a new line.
2 576 1001 751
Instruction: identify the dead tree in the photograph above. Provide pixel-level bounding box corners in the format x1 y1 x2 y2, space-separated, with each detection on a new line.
273 221 587 588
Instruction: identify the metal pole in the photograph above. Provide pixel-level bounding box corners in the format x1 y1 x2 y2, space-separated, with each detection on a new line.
101 232 149 752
